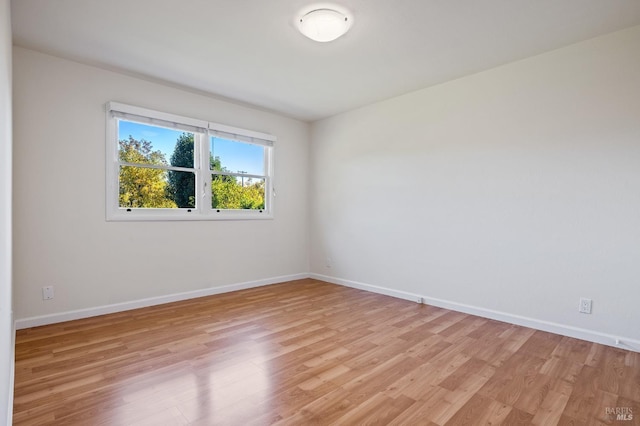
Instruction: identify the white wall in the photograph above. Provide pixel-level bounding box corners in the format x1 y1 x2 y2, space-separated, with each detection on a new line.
0 0 14 423
12 47 309 322
310 26 640 345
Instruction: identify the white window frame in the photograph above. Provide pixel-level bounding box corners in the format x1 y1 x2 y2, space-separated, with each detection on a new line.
106 102 275 221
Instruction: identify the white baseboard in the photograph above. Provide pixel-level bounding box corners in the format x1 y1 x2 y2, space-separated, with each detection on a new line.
15 273 309 330
14 272 640 353
310 273 640 353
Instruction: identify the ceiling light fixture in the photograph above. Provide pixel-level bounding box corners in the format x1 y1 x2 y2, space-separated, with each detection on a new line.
297 8 352 42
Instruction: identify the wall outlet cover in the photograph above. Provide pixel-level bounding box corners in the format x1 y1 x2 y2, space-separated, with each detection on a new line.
42 286 54 300
579 297 592 314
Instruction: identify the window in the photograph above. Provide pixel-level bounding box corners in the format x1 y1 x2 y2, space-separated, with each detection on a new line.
106 102 275 221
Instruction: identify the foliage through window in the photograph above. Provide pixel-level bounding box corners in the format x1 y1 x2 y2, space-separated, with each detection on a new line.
106 102 274 220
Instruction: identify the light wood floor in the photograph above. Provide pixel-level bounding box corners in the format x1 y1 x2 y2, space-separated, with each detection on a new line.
13 279 640 425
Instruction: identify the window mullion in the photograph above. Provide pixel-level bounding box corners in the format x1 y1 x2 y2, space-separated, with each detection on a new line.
265 146 272 210
118 161 195 173
211 171 266 180
199 133 212 213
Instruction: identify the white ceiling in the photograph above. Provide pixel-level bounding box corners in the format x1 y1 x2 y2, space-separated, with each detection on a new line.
11 0 640 122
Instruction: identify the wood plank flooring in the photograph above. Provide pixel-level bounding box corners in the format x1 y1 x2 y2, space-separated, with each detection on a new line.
13 279 640 425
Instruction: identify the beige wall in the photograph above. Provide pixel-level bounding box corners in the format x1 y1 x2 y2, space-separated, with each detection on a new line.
10 19 640 356
310 26 640 344
12 47 310 321
0 0 13 422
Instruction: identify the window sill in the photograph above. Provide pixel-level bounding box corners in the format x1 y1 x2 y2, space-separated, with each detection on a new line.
106 209 273 222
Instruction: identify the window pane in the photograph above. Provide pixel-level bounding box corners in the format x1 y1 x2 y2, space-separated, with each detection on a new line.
210 137 264 175
167 170 196 208
118 120 194 168
119 166 195 208
211 174 265 210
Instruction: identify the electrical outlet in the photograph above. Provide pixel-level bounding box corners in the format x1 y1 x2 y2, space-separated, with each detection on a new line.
42 286 54 300
579 297 592 314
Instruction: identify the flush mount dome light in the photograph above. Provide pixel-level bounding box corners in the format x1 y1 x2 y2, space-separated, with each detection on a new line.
298 8 352 42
